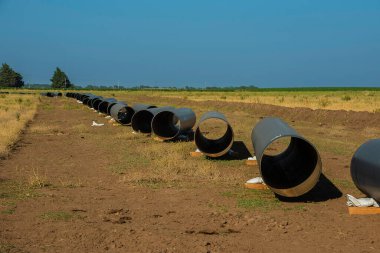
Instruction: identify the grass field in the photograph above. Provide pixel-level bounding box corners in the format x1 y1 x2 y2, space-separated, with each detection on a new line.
0 93 39 157
1 89 380 252
129 89 380 112
58 88 380 112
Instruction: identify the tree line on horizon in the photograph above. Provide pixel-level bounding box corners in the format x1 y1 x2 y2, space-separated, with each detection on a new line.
0 63 259 90
0 63 72 88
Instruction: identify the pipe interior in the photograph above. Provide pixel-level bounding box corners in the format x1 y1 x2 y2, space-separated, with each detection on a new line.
117 107 135 125
261 137 318 189
98 102 110 114
132 111 154 133
93 100 103 111
152 111 180 139
195 118 233 154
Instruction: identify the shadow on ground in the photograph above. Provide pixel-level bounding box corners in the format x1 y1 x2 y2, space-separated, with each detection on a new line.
276 174 343 202
206 141 252 161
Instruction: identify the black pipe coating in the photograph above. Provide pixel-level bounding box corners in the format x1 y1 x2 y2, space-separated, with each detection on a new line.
131 107 173 134
194 111 234 157
152 108 196 140
251 117 322 197
351 139 380 202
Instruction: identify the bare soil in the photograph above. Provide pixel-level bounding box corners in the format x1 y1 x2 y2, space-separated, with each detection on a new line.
1 96 380 253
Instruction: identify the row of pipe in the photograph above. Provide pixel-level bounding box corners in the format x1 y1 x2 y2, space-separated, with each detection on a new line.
65 92 380 201
66 92 197 142
40 92 62 97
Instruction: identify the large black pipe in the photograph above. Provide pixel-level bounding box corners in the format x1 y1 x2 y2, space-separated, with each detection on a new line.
152 108 196 140
194 111 234 157
87 96 103 108
97 98 117 113
109 103 156 125
251 117 322 197
351 139 380 202
131 107 173 133
91 97 104 110
42 92 62 97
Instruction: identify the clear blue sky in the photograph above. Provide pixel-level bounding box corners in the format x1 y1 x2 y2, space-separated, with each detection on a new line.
1 0 379 88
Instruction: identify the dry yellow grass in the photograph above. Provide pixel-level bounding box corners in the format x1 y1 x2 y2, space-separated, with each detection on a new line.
0 93 39 156
145 90 380 112
73 89 380 112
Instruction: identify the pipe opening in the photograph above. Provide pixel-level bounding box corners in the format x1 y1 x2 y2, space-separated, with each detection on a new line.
93 99 103 111
261 137 318 189
132 110 154 133
98 102 109 114
152 111 180 139
195 118 233 156
117 107 135 125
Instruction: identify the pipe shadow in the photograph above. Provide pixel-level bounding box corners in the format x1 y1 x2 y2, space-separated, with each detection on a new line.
207 141 252 161
276 174 342 202
162 130 195 143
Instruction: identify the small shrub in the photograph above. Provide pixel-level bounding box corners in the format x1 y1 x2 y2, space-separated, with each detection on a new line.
341 95 351 101
318 98 331 108
28 169 50 188
220 96 227 100
15 98 23 104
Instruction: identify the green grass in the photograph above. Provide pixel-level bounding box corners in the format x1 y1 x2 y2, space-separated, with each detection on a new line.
222 188 280 211
332 179 356 190
63 103 81 110
40 211 74 221
0 243 16 253
40 103 54 110
0 180 38 200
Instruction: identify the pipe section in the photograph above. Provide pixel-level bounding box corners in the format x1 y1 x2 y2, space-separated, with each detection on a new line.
110 103 156 125
98 98 117 114
351 139 380 202
251 117 322 197
194 111 234 157
152 108 196 140
132 107 174 134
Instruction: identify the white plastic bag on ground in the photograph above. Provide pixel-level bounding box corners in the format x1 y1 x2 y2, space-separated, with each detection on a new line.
246 177 264 185
346 194 379 207
91 121 104 127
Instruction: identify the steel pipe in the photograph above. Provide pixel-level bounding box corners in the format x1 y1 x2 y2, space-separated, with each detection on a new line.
91 97 104 110
132 107 173 133
251 117 322 197
97 98 117 113
110 103 156 125
194 111 234 157
351 139 380 202
152 108 196 140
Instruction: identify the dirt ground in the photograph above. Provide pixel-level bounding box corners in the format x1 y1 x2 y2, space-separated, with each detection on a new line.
1 95 380 253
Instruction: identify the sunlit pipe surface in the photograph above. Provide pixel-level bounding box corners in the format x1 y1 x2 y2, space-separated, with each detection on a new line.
251 117 322 197
194 111 234 157
132 107 174 134
351 139 380 202
152 108 196 140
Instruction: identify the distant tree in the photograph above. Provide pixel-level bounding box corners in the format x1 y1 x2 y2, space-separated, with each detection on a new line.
0 63 24 87
50 67 72 88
